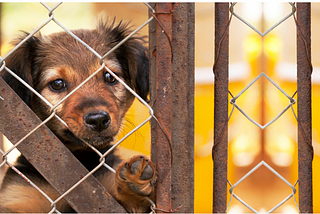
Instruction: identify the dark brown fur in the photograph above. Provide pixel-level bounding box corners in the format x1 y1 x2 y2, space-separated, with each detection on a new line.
0 16 156 213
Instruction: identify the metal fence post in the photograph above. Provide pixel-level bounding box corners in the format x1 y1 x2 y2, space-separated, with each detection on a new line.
149 3 195 212
213 3 229 213
297 3 313 213
171 3 194 212
150 3 173 211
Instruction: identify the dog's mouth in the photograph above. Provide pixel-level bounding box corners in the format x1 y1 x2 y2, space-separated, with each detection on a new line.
62 129 114 150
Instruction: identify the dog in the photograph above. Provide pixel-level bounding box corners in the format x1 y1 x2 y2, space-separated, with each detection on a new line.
0 16 156 213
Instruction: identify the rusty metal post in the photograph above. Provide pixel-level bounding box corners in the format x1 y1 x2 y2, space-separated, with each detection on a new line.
150 3 195 212
171 3 194 212
213 3 229 213
0 78 126 213
297 3 313 213
150 3 173 211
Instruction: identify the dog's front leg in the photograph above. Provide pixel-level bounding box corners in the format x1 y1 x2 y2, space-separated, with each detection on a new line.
114 155 156 213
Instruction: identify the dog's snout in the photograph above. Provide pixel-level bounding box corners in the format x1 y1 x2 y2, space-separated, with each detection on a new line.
84 111 111 132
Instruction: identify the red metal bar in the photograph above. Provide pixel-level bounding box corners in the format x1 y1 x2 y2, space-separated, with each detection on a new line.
149 3 195 212
150 3 173 211
297 3 313 213
0 77 126 213
213 3 229 213
171 3 195 212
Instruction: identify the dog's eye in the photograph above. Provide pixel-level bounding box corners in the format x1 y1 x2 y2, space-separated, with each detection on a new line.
49 79 66 92
104 72 118 85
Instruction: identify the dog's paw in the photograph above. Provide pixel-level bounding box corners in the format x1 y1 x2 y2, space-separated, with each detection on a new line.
116 155 156 196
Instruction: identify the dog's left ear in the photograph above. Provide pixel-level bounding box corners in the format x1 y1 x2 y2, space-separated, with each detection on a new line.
119 38 149 102
98 18 149 102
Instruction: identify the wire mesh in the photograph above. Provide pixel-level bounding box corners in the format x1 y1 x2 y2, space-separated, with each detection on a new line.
213 2 313 213
230 2 296 37
226 161 299 214
230 72 296 130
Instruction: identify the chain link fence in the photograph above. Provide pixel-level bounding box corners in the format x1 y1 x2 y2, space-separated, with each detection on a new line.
213 2 313 213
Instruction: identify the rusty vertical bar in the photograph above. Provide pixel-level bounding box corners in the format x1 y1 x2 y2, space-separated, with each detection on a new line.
0 1 6 189
171 3 194 212
150 3 173 211
213 3 229 213
297 3 313 213
149 2 157 161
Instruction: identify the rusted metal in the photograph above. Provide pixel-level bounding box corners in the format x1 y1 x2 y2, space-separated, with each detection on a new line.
0 77 126 213
150 3 195 212
171 3 194 212
0 3 4 185
150 3 173 211
297 3 313 213
213 3 229 213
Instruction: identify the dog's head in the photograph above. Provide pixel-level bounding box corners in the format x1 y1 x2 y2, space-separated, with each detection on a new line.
2 17 149 151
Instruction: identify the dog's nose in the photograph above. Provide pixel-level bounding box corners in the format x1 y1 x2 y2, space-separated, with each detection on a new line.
84 111 111 132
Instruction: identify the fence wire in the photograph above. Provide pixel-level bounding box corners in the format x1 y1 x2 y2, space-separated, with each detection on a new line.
213 2 312 213
226 161 299 214
230 72 296 130
230 2 296 37
0 2 161 213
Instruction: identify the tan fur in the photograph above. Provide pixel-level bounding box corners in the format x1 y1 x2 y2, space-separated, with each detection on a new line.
0 184 68 213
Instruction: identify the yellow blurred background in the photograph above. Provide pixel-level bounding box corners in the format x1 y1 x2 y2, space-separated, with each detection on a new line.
1 2 320 213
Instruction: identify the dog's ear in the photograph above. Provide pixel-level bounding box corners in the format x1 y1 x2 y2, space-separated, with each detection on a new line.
119 37 149 102
98 18 149 102
1 33 41 106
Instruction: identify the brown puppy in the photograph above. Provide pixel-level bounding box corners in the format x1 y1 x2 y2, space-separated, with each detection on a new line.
0 16 156 213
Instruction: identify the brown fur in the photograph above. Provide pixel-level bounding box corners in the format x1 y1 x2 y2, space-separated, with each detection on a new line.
0 16 156 213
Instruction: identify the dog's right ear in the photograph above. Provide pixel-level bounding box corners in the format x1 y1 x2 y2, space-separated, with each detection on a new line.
1 33 41 106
